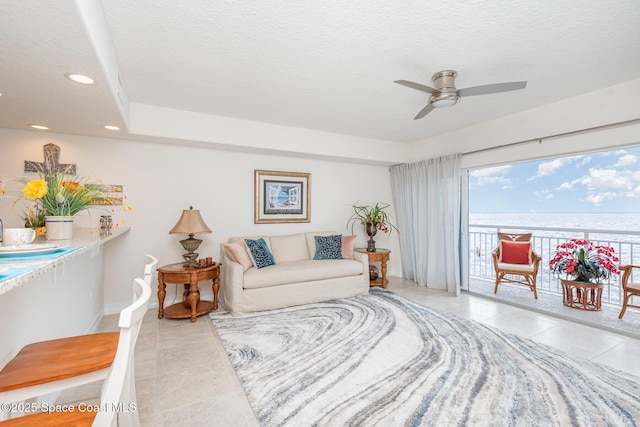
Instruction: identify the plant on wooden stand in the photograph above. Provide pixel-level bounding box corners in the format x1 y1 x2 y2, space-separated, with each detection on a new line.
550 239 620 311
549 239 620 283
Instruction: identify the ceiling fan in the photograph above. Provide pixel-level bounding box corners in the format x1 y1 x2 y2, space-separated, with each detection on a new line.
394 70 527 120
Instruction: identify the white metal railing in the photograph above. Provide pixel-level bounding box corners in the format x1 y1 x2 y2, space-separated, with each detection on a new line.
468 224 640 306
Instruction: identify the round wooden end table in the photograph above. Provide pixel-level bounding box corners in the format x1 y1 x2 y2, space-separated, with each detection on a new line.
157 262 221 322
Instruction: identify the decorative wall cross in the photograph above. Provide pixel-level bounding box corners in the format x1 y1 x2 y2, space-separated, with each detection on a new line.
24 143 77 174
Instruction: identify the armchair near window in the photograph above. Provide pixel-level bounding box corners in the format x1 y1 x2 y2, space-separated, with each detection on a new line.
492 233 541 299
618 265 640 319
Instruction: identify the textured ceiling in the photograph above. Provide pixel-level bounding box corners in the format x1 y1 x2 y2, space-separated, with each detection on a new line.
1 0 640 144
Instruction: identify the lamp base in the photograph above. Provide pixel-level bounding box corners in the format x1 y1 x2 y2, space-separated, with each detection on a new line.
181 252 199 268
180 234 202 267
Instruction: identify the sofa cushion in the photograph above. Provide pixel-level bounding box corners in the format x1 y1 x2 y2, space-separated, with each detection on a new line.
305 231 337 258
314 234 343 260
270 233 310 262
230 235 271 247
341 235 356 259
243 259 364 289
223 243 253 271
244 238 276 269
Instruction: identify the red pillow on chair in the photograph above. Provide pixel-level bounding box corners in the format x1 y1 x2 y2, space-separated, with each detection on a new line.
499 240 532 264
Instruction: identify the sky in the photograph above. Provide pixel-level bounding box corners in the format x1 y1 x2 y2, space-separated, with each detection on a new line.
469 146 640 213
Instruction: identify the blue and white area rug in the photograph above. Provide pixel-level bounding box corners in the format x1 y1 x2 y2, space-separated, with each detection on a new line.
211 288 640 426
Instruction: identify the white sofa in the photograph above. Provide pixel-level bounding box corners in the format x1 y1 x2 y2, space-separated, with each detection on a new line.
219 231 370 315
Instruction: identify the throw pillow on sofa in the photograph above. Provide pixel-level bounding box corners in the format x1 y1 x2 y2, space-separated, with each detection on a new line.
305 231 337 258
223 243 253 271
245 238 276 268
314 234 343 260
341 235 356 259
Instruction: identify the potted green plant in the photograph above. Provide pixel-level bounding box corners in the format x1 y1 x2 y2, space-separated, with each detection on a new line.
347 202 398 251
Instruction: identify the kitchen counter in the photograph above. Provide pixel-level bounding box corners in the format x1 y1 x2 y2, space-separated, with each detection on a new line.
0 227 130 296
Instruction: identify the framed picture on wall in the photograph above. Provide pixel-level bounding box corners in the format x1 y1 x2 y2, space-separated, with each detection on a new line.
255 170 311 223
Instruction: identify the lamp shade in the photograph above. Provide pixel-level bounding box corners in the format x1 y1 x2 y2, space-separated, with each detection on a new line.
169 207 212 235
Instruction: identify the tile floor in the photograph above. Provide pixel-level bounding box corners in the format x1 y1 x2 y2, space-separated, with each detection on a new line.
58 276 640 426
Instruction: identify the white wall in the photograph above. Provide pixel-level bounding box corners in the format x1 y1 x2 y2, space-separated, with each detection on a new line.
0 128 400 311
130 103 410 166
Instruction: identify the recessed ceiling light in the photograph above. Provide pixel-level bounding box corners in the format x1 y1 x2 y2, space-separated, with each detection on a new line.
30 124 49 130
64 73 95 85
103 125 120 131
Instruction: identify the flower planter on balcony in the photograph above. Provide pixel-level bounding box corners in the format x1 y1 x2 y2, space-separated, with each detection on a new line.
561 279 603 311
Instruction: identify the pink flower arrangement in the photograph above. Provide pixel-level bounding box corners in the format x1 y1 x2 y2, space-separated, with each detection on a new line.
549 239 620 283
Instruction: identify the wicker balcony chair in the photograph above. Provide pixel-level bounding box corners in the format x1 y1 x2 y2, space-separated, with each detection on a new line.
618 265 640 319
492 232 541 299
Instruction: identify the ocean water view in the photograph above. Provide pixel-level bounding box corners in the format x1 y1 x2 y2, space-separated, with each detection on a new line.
470 212 640 235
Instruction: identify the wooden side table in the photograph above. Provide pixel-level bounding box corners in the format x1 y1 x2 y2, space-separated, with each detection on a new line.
157 262 221 322
355 248 390 288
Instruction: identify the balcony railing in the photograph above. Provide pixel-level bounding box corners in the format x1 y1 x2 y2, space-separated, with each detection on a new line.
468 224 640 306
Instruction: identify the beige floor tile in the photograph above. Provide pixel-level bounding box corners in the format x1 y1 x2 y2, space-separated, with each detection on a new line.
529 322 627 359
590 337 640 378
134 350 158 380
96 314 120 332
481 310 561 338
135 376 156 421
154 369 223 412
156 321 213 350
135 331 158 354
156 342 220 375
189 391 259 427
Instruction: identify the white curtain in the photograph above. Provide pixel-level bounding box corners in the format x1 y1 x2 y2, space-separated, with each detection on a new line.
390 153 462 294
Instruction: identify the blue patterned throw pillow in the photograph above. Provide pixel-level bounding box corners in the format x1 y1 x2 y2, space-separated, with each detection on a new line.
244 238 276 269
314 234 343 260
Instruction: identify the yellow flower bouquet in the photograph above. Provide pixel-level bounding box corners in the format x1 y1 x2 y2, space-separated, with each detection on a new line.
21 167 102 217
1 165 103 221
2 164 131 240
2 163 132 221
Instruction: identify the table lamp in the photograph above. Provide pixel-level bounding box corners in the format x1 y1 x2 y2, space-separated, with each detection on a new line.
169 206 212 267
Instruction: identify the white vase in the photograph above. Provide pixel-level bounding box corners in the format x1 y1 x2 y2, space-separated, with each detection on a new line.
45 216 74 240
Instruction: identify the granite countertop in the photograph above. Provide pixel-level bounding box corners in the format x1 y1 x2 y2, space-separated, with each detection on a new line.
0 227 130 296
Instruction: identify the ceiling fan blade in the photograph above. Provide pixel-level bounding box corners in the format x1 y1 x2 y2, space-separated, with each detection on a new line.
457 81 527 97
414 104 435 120
394 80 438 94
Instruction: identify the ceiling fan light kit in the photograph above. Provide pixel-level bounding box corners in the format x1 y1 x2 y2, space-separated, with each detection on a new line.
429 70 460 108
430 94 459 108
395 70 527 120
